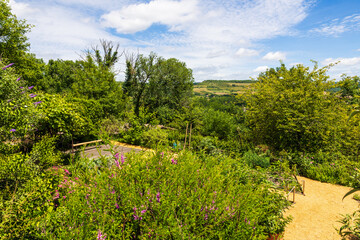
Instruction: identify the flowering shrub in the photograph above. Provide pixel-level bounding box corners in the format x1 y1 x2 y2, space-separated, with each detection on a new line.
0 60 41 142
30 150 291 239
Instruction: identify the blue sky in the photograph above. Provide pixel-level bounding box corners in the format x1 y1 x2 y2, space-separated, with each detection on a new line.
9 0 360 81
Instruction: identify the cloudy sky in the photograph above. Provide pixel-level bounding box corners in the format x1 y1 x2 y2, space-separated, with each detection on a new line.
9 0 360 81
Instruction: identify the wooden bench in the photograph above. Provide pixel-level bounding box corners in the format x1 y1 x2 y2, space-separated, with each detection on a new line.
72 139 103 152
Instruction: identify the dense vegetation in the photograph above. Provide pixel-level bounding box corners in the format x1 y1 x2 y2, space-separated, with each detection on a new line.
1 1 360 238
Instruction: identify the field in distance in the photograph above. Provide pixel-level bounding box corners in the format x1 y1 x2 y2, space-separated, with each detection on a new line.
193 80 255 96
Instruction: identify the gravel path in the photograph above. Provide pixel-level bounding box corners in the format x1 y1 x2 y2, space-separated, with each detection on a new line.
284 176 359 240
74 141 148 159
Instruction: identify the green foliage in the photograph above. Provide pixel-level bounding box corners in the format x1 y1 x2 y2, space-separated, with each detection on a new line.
16 150 290 239
141 127 169 149
245 63 356 153
35 93 91 138
337 75 360 100
243 150 271 168
201 108 237 140
338 210 360 239
0 0 31 64
0 60 40 141
123 52 194 119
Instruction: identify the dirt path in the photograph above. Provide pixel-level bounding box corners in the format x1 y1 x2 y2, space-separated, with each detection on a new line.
73 141 148 159
284 176 359 240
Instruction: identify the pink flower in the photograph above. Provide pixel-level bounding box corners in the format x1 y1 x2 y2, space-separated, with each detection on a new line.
97 230 107 240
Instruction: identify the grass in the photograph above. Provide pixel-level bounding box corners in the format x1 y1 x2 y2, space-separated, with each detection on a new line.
194 80 255 96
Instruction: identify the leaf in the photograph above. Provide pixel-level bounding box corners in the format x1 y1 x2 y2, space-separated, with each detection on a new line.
342 188 360 201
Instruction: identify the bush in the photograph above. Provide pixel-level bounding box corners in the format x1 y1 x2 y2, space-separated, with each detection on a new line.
201 108 236 140
243 150 271 168
21 150 291 239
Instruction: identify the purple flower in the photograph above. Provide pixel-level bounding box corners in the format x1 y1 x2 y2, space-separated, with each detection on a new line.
64 169 70 175
141 209 147 214
2 63 14 70
33 101 42 105
115 203 119 209
171 158 178 164
30 94 37 98
19 87 23 89
10 129 16 133
156 192 161 203
114 152 119 160
28 86 34 90
121 154 125 164
16 77 21 81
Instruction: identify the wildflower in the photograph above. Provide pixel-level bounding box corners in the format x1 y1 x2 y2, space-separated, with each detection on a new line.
33 101 42 105
114 152 119 160
121 154 125 164
63 196 66 199
115 203 119 209
310 161 313 164
20 86 23 89
2 63 14 70
97 230 107 240
16 77 21 81
28 86 34 90
30 94 37 98
10 129 16 133
64 169 70 175
171 158 177 164
156 192 161 203
141 209 147 214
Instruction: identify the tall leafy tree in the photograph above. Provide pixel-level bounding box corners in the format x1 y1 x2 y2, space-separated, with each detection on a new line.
123 52 194 118
0 0 31 62
245 63 354 152
0 0 45 86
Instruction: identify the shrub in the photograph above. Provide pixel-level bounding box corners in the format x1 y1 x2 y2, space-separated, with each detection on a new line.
243 150 270 168
29 150 291 239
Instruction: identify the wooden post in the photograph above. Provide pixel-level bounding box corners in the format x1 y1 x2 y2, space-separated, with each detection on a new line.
184 123 189 151
302 180 305 195
293 188 295 203
188 123 192 149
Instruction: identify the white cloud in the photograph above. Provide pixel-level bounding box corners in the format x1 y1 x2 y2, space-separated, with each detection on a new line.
9 0 131 61
311 14 360 37
253 66 269 72
8 0 313 80
322 57 360 66
262 51 286 61
321 57 360 81
101 0 199 34
235 48 259 57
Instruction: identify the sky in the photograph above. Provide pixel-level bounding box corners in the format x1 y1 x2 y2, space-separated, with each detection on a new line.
8 0 360 82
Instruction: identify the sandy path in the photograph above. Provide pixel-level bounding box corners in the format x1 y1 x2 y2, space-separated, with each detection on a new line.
284 176 359 240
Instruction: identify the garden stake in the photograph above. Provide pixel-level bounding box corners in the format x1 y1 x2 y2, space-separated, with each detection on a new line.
189 123 192 149
293 188 295 203
302 180 305 195
184 123 189 151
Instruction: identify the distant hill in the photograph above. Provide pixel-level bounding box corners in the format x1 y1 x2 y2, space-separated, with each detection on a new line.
193 80 256 96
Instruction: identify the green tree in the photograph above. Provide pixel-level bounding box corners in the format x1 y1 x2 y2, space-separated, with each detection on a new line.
0 0 46 87
123 52 194 119
245 63 351 152
0 0 31 63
